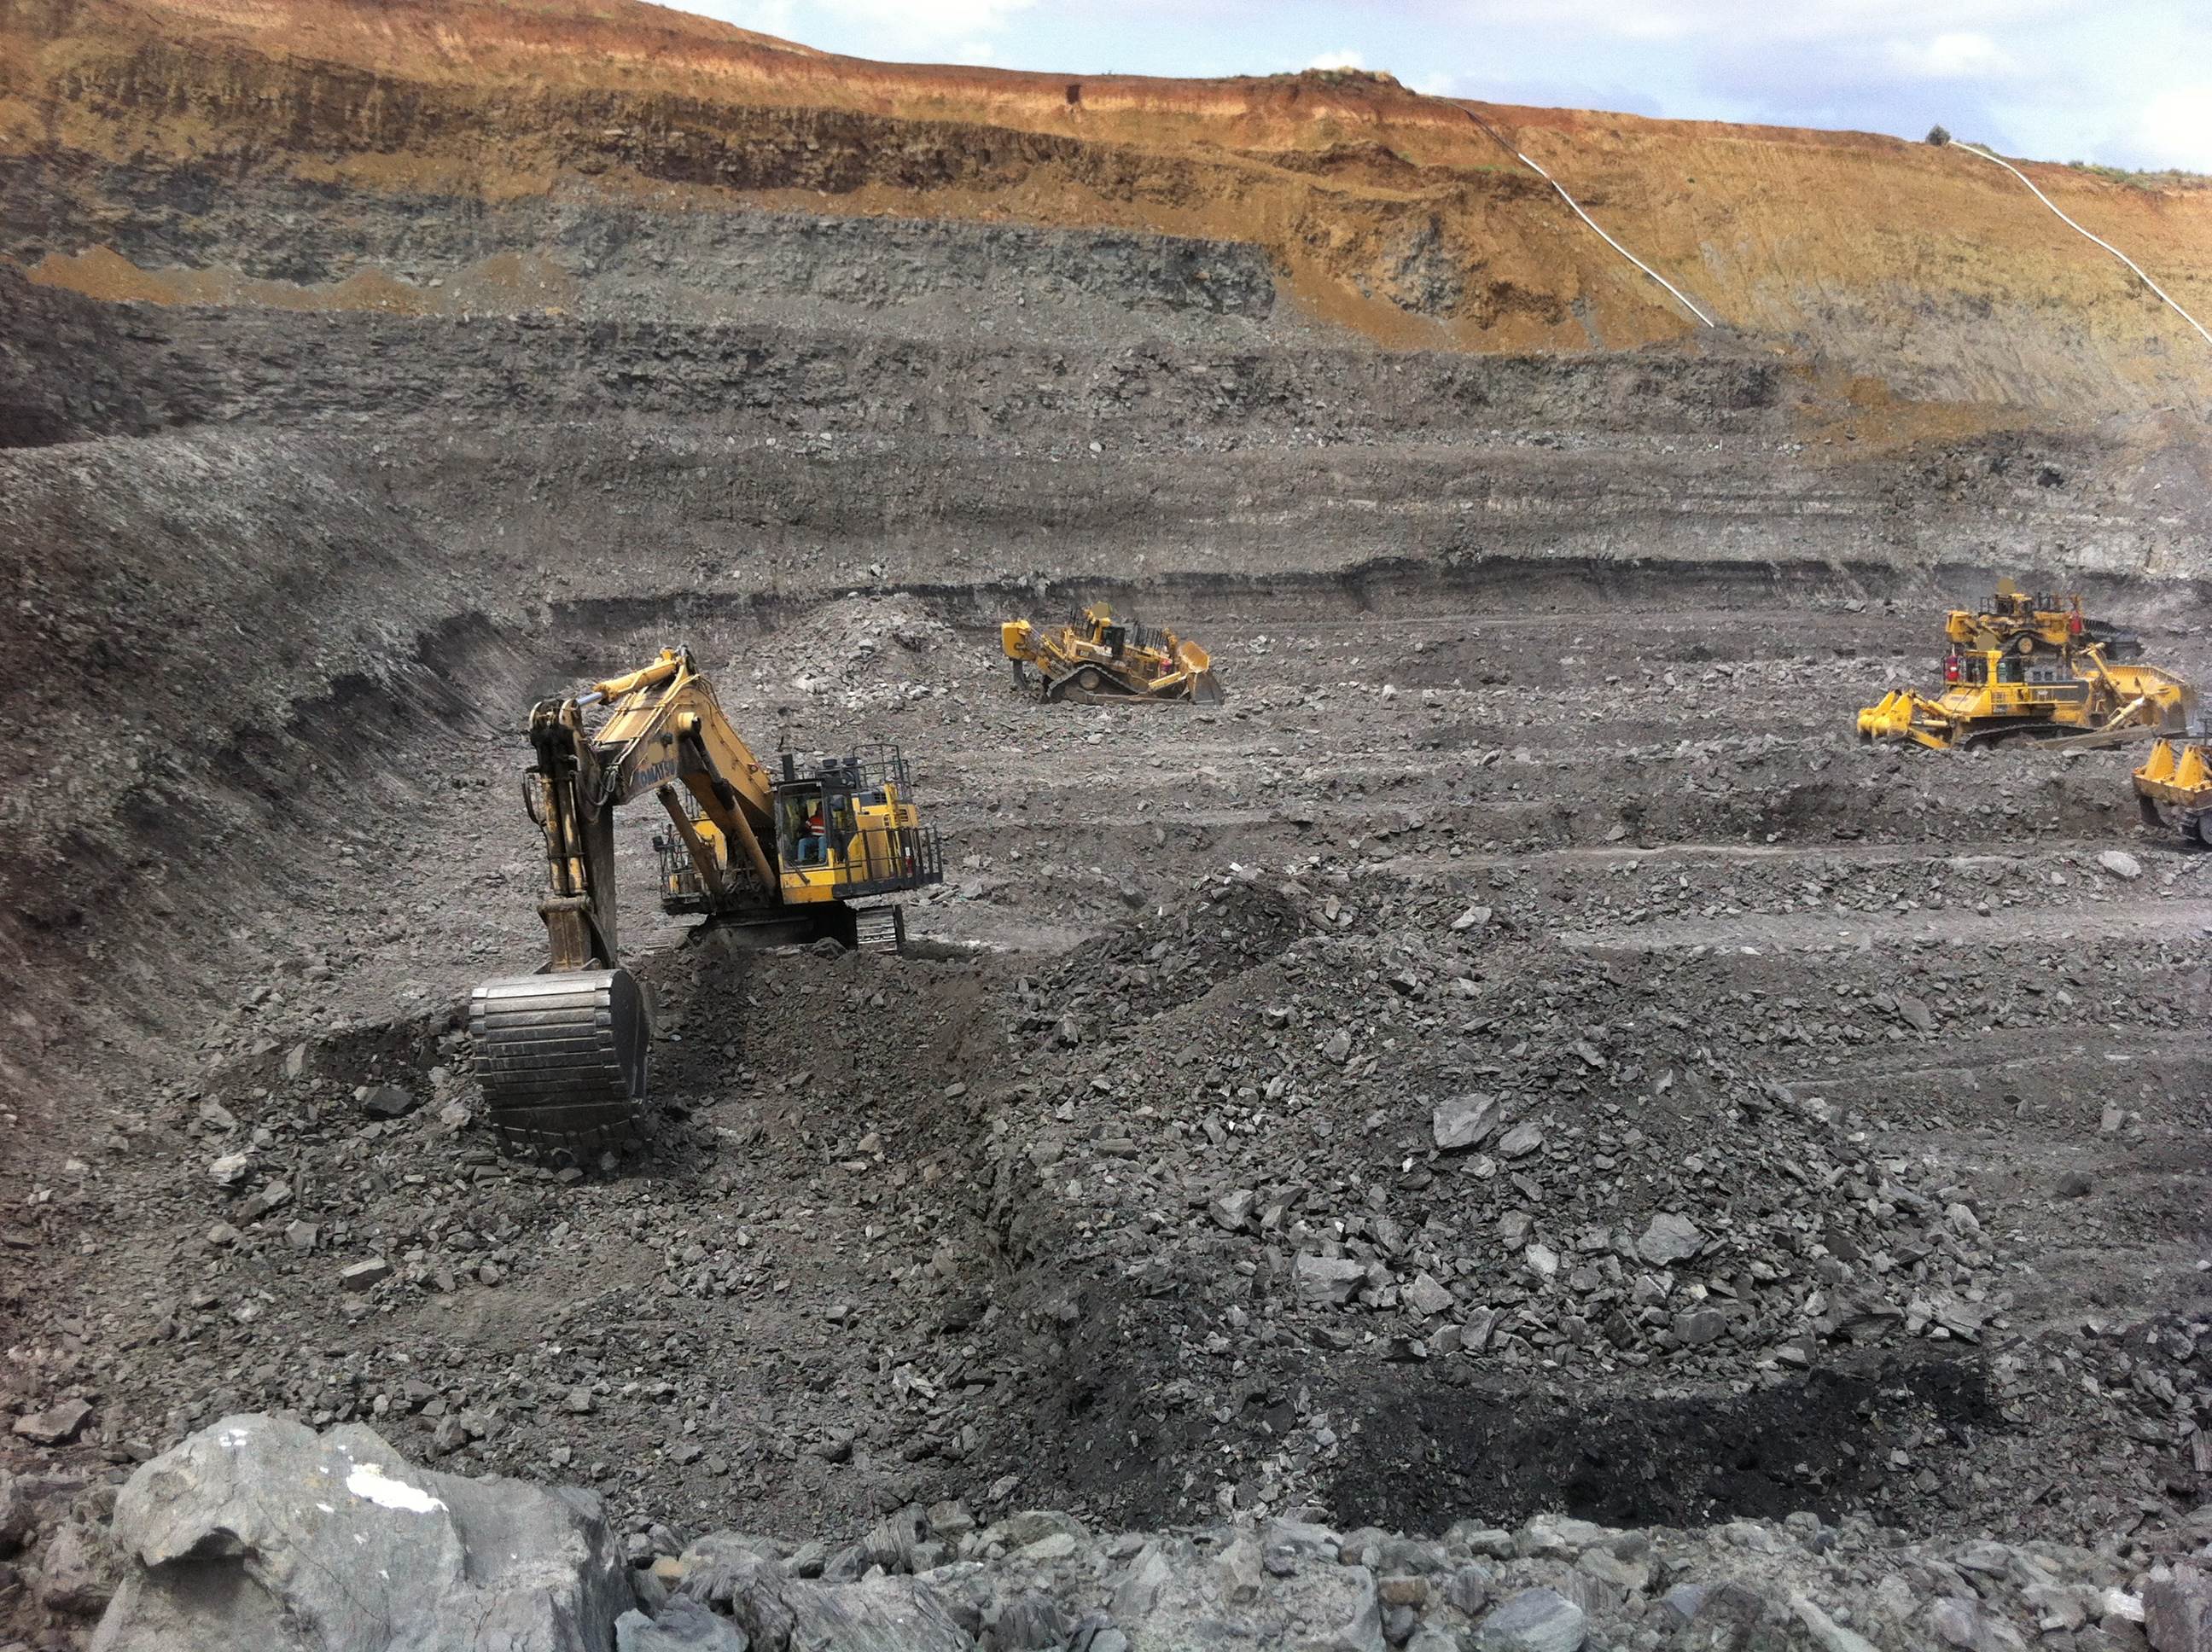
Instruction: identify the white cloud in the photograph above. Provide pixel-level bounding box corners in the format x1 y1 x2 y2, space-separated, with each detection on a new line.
2136 84 2212 170
1444 0 2072 49
1886 31 2017 79
688 0 1033 53
1307 48 1364 69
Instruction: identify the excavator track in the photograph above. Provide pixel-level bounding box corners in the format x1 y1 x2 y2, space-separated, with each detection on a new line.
469 969 649 1154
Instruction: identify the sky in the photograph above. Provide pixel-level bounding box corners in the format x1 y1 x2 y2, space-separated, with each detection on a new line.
667 0 2212 173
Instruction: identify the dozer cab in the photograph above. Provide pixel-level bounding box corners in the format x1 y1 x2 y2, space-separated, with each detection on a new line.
2134 738 2212 846
469 646 942 1151
1856 582 2190 751
1002 602 1224 705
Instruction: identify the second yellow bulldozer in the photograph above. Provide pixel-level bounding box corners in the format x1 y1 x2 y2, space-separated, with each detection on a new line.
1002 603 1224 705
1857 583 2190 751
2133 738 2212 846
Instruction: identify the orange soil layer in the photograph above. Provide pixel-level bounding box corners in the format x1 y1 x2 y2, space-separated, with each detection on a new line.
3 0 2209 412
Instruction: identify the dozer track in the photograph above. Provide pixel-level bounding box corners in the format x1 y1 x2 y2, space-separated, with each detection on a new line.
469 969 649 1152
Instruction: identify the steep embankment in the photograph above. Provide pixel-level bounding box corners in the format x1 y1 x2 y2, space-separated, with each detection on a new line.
3 0 2210 413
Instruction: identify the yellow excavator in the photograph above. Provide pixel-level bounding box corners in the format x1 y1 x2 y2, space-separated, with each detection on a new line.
1002 603 1224 705
1857 584 2191 751
2134 739 2212 846
470 646 941 1149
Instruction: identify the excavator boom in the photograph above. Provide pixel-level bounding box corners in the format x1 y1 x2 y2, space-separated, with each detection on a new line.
472 646 943 1154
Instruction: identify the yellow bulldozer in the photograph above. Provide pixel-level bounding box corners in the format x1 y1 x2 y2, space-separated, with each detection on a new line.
1856 583 2190 751
470 646 942 1149
1001 602 1224 705
2133 739 2212 846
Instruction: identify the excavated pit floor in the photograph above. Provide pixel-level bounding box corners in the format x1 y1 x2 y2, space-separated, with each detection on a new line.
9 577 2209 1566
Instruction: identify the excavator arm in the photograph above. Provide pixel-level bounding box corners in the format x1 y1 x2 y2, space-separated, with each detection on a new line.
526 649 778 973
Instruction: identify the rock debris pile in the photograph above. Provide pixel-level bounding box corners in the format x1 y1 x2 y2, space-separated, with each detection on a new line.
51 1413 2212 1652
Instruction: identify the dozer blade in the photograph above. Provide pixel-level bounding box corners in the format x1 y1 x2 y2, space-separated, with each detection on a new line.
469 968 648 1152
1188 668 1226 707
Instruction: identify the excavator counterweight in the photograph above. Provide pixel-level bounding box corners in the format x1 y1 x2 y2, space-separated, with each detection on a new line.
473 646 942 1153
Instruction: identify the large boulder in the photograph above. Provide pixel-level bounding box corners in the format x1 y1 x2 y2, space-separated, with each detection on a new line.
91 1412 632 1652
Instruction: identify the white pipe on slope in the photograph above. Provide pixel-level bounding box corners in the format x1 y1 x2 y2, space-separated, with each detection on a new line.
1956 142 2212 354
1511 148 1716 329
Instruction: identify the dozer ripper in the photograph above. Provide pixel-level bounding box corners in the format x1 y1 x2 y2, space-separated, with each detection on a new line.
470 646 942 1149
1856 584 2191 751
2134 739 2212 846
1001 602 1224 705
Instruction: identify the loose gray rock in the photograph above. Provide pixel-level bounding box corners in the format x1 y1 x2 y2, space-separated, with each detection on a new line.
1790 1593 1880 1652
616 1594 749 1650
1498 1122 1544 1159
674 1531 789 1605
2097 849 2142 881
13 1398 93 1446
726 1568 969 1652
1673 1308 1727 1346
1476 1586 1587 1652
0 1467 34 1552
90 1412 632 1652
1404 1273 1455 1317
339 1257 392 1291
1444 1564 1491 1616
1209 1190 1256 1231
1293 1254 1369 1307
1930 1596 2029 1651
1111 1544 1174 1621
1325 1570 1386 1652
363 1083 422 1120
981 1588 1070 1650
2148 1561 2212 1652
1635 1213 1703 1266
1432 1094 1499 1150
37 1521 119 1618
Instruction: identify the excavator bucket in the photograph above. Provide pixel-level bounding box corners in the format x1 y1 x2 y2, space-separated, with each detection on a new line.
469 968 649 1151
